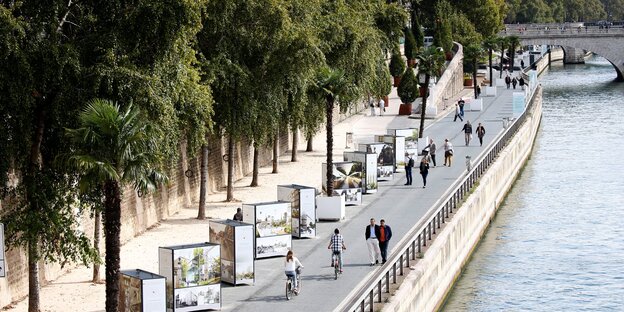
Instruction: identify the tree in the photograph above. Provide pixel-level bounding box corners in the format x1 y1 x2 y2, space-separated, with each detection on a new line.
404 28 418 65
498 36 509 78
397 68 419 104
370 56 393 100
464 43 484 99
416 46 445 138
433 0 454 54
374 1 409 52
482 37 498 86
66 99 166 312
410 10 425 50
389 51 407 83
507 35 521 73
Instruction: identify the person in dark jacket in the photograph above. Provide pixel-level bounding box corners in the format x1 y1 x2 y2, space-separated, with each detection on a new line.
475 122 486 146
462 120 473 146
512 77 518 89
404 152 413 185
233 208 243 221
519 77 526 90
378 219 393 264
419 157 430 188
505 75 511 89
365 218 382 266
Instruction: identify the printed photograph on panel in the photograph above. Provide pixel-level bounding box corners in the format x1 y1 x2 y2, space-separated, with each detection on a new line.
256 235 291 258
334 188 362 204
174 284 220 311
365 154 378 192
209 222 234 261
119 274 142 312
333 162 363 189
366 143 394 167
235 226 255 284
220 259 235 284
396 129 419 156
173 246 220 289
158 248 174 310
255 203 291 237
298 188 316 237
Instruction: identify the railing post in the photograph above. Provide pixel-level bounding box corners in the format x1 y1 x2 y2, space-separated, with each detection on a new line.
418 233 423 250
405 249 410 267
369 291 374 312
378 281 382 303
385 273 390 293
411 241 416 259
422 230 426 246
393 263 397 283
400 255 404 275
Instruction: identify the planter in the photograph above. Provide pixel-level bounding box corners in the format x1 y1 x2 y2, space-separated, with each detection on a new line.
398 103 412 115
407 59 416 68
383 95 389 107
445 51 453 61
316 195 345 221
393 76 401 87
463 78 473 87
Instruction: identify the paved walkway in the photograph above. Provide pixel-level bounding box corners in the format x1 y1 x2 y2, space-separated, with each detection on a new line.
6 83 519 312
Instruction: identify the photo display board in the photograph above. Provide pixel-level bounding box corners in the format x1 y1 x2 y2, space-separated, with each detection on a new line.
375 135 405 172
321 161 363 205
277 185 317 238
208 220 254 285
357 143 394 181
387 128 419 158
120 269 166 312
343 151 378 194
242 202 292 259
159 243 221 311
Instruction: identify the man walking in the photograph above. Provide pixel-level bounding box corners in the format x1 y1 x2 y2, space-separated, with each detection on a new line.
378 219 392 264
453 102 463 122
462 120 473 146
378 98 385 116
505 75 511 89
458 98 465 117
475 122 486 146
443 139 454 167
365 218 382 266
426 138 437 167
404 152 414 185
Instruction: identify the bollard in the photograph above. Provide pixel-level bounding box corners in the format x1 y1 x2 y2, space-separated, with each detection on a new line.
465 155 472 173
502 117 509 129
345 132 353 149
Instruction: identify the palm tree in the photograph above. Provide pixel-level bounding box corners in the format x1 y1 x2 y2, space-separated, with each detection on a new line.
416 46 445 138
507 35 521 73
464 43 484 99
482 37 498 86
498 36 509 78
311 67 347 197
66 99 166 312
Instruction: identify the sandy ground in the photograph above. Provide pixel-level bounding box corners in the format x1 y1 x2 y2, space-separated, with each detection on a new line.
4 85 471 312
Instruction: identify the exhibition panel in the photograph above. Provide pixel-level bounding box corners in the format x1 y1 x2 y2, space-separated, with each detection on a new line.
209 220 255 285
343 151 378 194
321 161 363 205
387 128 419 157
375 135 406 172
277 184 317 238
357 143 395 181
242 202 292 259
119 269 166 312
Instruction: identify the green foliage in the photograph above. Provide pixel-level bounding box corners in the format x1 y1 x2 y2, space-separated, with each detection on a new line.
370 56 393 98
449 11 483 46
433 0 454 53
374 1 409 51
463 43 485 74
505 0 612 23
397 69 419 104
456 0 504 37
389 52 406 77
404 28 418 60
411 13 425 49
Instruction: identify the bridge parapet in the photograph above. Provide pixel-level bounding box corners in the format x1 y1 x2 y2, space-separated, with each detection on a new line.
500 27 624 38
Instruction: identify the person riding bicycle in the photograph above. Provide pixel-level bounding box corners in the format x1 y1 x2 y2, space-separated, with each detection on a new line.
284 250 303 293
327 228 347 273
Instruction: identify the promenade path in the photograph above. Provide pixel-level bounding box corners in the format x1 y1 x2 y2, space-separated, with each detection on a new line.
6 82 518 312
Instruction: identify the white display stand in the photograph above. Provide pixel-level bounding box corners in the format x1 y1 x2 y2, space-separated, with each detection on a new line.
343 151 378 194
316 195 346 221
159 243 221 311
484 86 497 97
322 161 363 205
417 136 430 155
120 269 166 312
209 220 254 285
374 135 405 172
469 98 483 111
242 201 292 259
277 184 317 238
387 128 419 157
357 142 394 181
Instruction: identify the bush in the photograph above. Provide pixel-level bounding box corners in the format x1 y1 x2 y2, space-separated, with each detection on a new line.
389 52 406 77
404 28 418 60
397 69 419 104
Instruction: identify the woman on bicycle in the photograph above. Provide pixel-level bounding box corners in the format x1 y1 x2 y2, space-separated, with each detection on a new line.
284 250 303 292
327 228 347 273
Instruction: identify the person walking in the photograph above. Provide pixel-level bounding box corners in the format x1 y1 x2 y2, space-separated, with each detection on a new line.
519 77 525 90
458 98 465 117
453 102 463 122
378 219 392 264
443 139 454 167
369 98 376 116
419 156 430 188
475 122 486 146
505 75 511 89
426 138 437 167
233 208 243 221
461 120 473 146
521 59 525 68
365 218 382 266
404 152 414 185
378 98 385 116
512 77 518 89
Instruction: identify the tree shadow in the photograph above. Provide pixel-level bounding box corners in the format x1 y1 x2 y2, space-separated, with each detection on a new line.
301 273 336 281
242 295 286 303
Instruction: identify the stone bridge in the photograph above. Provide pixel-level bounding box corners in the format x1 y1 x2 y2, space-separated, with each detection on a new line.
501 24 624 80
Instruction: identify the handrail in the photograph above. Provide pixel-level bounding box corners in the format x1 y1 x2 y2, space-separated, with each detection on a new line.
337 85 542 312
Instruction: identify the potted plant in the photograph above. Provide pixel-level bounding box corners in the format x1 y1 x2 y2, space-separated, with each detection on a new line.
397 68 419 115
371 58 392 108
389 52 406 87
463 73 473 86
404 28 418 68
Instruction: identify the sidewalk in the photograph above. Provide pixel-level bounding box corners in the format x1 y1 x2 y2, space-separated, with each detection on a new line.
6 85 492 312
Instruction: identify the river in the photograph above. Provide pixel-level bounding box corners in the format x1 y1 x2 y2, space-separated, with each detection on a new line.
442 55 624 311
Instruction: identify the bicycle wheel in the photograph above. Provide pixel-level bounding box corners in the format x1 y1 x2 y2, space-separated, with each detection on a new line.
286 280 292 300
296 276 301 294
334 260 339 280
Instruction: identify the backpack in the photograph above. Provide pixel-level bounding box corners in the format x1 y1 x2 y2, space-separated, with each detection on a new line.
407 157 414 168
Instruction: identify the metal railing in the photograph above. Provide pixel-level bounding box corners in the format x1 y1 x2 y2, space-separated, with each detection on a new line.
338 86 542 312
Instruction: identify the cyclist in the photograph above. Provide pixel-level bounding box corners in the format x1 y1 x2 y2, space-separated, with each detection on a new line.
284 250 303 293
327 228 347 273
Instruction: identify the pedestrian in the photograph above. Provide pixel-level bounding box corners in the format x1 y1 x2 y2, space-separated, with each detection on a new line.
453 102 463 122
461 120 473 146
519 77 525 90
521 59 525 68
426 138 437 167
404 152 413 185
512 77 517 89
369 98 376 116
458 98 465 117
378 219 392 264
443 139 454 167
475 122 486 146
365 218 382 266
378 98 385 116
233 207 243 221
505 75 511 89
328 228 346 272
419 156 430 188
476 85 481 98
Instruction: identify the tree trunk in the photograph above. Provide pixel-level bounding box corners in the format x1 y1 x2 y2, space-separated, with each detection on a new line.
28 242 40 312
250 143 259 187
291 127 298 162
103 180 122 312
488 48 493 87
325 95 334 196
306 135 313 152
92 211 102 283
197 144 208 219
226 135 234 201
473 60 478 99
500 47 505 78
272 132 279 174
419 75 431 138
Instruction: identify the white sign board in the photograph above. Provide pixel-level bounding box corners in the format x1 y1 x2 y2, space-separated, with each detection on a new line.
0 223 5 277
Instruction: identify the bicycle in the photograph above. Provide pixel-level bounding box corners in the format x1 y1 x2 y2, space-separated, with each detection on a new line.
285 266 302 300
332 251 343 280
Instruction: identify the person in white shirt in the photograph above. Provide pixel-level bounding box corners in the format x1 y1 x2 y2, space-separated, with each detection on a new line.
443 139 454 167
284 250 303 292
378 98 385 116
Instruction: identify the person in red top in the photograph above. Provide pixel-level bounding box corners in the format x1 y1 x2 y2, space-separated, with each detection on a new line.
378 219 393 264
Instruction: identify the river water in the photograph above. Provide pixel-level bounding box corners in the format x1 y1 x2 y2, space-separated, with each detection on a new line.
442 56 624 311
